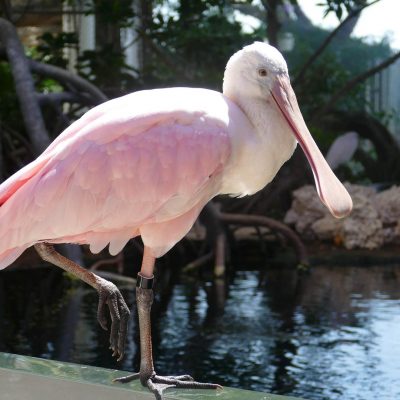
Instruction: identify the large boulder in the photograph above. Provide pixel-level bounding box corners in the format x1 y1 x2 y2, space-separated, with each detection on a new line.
372 186 400 244
284 183 398 249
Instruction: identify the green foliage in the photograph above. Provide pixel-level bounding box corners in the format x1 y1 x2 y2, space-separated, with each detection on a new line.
2 0 397 184
286 15 391 75
148 1 261 88
175 0 227 17
297 53 361 119
34 32 78 68
317 0 370 20
286 16 392 121
280 3 395 183
92 0 135 26
77 46 138 94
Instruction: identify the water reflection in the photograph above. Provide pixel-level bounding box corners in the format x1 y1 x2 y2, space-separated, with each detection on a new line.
0 264 399 400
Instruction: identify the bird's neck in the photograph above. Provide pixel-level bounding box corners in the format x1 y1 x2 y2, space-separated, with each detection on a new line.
221 91 297 196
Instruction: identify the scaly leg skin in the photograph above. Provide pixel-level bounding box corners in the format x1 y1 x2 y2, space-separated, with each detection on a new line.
35 242 130 360
114 284 221 400
114 248 221 400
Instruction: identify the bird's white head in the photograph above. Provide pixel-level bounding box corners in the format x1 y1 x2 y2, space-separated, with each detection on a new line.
223 42 353 219
223 41 288 98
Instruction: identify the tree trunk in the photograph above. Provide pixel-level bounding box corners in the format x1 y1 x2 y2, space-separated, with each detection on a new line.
262 0 281 48
0 17 50 154
139 0 153 70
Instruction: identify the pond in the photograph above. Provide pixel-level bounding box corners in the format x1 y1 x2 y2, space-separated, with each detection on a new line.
0 262 399 400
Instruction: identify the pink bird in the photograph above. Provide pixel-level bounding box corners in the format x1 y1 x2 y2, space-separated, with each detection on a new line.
0 42 352 399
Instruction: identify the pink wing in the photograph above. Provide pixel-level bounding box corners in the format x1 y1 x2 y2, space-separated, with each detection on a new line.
0 88 231 268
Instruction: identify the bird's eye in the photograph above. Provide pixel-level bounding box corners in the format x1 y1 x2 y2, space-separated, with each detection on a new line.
258 68 268 77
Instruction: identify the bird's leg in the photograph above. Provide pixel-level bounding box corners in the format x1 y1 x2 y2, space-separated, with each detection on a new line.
34 242 130 360
114 246 221 400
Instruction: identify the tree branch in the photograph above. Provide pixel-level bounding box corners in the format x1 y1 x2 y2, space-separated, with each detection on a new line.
29 60 107 104
261 0 281 48
231 3 265 20
292 2 314 29
293 0 381 87
0 45 107 105
0 17 50 154
312 50 400 122
36 92 81 105
220 212 309 266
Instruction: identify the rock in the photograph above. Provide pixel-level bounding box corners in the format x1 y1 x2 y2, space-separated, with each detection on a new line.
284 183 397 249
373 185 400 223
341 190 384 250
372 186 400 244
311 216 342 241
283 185 327 240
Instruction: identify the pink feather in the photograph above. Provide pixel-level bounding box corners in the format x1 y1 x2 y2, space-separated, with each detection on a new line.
0 88 233 268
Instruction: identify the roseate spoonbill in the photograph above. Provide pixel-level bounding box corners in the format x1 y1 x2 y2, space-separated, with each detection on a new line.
0 42 352 398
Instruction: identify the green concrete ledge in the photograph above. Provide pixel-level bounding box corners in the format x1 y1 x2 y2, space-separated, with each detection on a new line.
0 352 304 400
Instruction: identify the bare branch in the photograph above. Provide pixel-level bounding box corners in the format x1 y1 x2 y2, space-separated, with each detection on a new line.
261 0 281 48
292 2 314 29
36 92 81 105
220 212 309 266
182 252 213 274
214 233 226 277
29 60 107 104
293 0 381 87
312 50 400 122
0 17 50 154
231 3 265 20
0 45 107 105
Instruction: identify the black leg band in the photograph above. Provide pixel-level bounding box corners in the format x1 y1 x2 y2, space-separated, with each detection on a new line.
136 273 154 289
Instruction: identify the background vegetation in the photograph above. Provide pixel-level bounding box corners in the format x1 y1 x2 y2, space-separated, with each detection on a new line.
1 0 400 265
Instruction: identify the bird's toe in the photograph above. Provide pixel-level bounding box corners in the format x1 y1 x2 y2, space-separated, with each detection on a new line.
152 375 221 390
113 372 140 383
96 278 130 360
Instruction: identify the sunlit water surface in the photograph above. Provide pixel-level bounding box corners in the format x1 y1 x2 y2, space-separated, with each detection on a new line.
0 264 399 400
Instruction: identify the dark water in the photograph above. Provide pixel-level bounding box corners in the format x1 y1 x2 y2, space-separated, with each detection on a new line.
0 264 399 400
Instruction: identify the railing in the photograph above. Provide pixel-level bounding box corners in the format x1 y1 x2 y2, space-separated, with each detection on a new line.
0 352 304 400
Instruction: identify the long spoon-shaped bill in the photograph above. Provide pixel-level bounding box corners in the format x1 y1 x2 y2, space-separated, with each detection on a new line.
271 75 353 218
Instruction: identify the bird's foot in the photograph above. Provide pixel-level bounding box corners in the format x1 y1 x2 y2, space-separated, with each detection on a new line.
113 372 222 400
96 277 130 361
